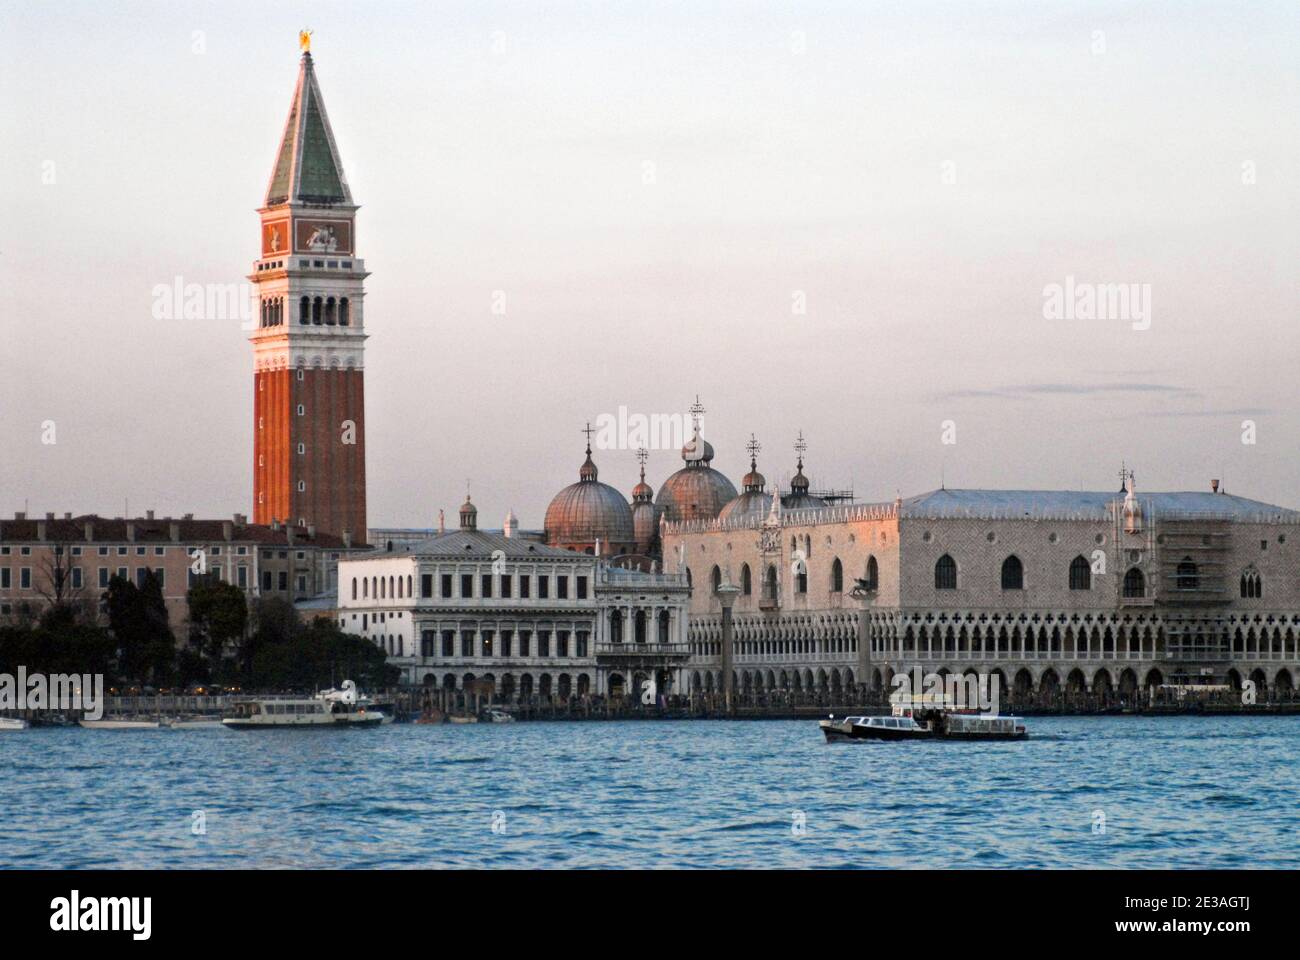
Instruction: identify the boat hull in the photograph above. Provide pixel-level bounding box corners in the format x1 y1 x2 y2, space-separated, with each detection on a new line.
222 714 385 729
820 720 1027 742
80 720 160 730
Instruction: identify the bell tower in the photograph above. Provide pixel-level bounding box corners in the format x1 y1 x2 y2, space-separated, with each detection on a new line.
250 34 367 540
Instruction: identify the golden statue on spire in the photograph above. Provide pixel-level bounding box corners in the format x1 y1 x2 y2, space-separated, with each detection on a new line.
299 29 313 53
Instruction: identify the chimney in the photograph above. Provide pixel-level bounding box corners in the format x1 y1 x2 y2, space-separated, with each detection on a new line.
45 512 54 521
271 518 281 532
342 530 352 549
183 513 194 520
36 520 47 541
170 522 180 543
222 521 233 542
84 520 95 542
126 521 136 542
146 509 155 521
1211 479 1220 494
438 509 445 535
307 524 316 539
233 513 247 526
286 525 295 547
14 512 25 521
63 512 71 520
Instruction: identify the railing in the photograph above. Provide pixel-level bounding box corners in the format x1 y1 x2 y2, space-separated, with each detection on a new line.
594 642 691 658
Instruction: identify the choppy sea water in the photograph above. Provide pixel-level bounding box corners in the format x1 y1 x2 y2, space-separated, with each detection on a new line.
2 717 1296 868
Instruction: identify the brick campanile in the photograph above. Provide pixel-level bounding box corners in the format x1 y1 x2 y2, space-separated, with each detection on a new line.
250 39 367 540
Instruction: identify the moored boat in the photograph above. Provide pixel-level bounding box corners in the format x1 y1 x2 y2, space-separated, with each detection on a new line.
222 680 385 729
79 718 161 730
0 717 30 731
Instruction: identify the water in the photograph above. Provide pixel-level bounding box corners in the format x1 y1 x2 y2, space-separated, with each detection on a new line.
2 717 1296 868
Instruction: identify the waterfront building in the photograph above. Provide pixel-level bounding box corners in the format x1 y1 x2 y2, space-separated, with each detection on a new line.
250 38 368 539
338 495 691 698
0 511 369 631
664 465 1300 701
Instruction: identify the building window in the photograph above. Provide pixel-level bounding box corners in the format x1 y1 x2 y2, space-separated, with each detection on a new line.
711 566 722 593
0 569 9 589
500 575 512 598
1123 567 1145 598
741 564 751 595
1176 557 1199 591
556 576 568 600
481 631 494 657
71 567 83 589
501 630 513 656
481 574 493 598
98 568 108 588
461 631 474 656
557 632 569 657
297 404 305 416
297 443 305 455
1000 556 1023 590
421 574 432 598
461 574 473 598
795 566 807 594
262 570 272 591
830 557 843 593
1240 570 1262 599
575 631 588 657
538 576 549 599
440 573 452 597
519 631 531 657
237 566 248 588
1069 555 1091 591
934 555 957 590
519 575 530 599
20 568 31 589
278 571 288 591
538 631 551 657
297 481 306 492
864 556 879 590
576 576 587 599
441 631 454 657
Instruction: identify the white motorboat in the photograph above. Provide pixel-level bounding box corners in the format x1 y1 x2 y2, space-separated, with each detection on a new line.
222 680 385 729
79 718 161 730
484 709 515 723
162 717 226 730
820 694 1027 743
0 717 29 731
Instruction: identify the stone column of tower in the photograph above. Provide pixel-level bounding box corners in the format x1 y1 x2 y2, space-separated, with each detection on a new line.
249 45 368 540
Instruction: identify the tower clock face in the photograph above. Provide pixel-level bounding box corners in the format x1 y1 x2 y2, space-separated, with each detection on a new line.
261 219 289 256
295 218 353 255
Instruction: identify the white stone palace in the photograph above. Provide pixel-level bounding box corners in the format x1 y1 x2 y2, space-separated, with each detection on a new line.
661 452 1300 702
338 494 690 699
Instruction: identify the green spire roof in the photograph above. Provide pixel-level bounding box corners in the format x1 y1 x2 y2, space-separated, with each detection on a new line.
265 53 352 207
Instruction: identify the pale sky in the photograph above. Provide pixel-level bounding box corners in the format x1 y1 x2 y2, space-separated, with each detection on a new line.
1 0 1296 529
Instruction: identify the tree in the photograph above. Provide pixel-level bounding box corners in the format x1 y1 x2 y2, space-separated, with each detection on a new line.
101 572 175 686
186 577 248 666
249 614 399 692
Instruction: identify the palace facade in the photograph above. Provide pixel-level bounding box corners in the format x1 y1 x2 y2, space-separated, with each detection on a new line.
663 470 1300 701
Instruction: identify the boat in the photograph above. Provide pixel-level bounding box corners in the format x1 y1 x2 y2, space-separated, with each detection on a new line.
484 709 515 723
447 714 479 724
222 680 385 729
162 717 226 730
0 717 29 731
820 696 1027 743
79 718 161 730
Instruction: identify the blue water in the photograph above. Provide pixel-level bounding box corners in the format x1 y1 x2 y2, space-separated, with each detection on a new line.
2 717 1295 868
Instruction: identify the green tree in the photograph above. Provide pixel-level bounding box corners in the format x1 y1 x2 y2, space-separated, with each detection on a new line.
101 572 175 686
186 577 248 669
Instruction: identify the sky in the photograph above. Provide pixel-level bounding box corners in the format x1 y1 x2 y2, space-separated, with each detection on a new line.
1 0 1296 529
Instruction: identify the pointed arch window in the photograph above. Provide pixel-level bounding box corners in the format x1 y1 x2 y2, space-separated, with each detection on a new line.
1123 567 1145 598
830 557 843 593
765 564 778 602
1001 555 1024 590
934 554 957 590
299 296 309 324
741 563 752 596
863 555 879 590
1068 555 1091 591
710 565 722 593
1240 570 1262 599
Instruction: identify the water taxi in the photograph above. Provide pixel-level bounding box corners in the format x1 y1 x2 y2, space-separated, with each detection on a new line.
820 695 1027 742
222 680 386 729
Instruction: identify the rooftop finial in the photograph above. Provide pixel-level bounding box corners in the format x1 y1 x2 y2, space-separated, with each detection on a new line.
688 395 705 432
299 29 313 53
746 433 761 471
794 430 807 470
582 421 595 456
636 446 648 479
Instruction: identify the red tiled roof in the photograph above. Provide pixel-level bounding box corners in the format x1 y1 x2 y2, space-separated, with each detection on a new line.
0 515 369 549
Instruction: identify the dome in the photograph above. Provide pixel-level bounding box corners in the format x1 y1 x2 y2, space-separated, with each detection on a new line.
719 438 771 523
458 494 478 531
544 443 635 548
781 439 826 511
655 426 737 523
632 499 660 546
